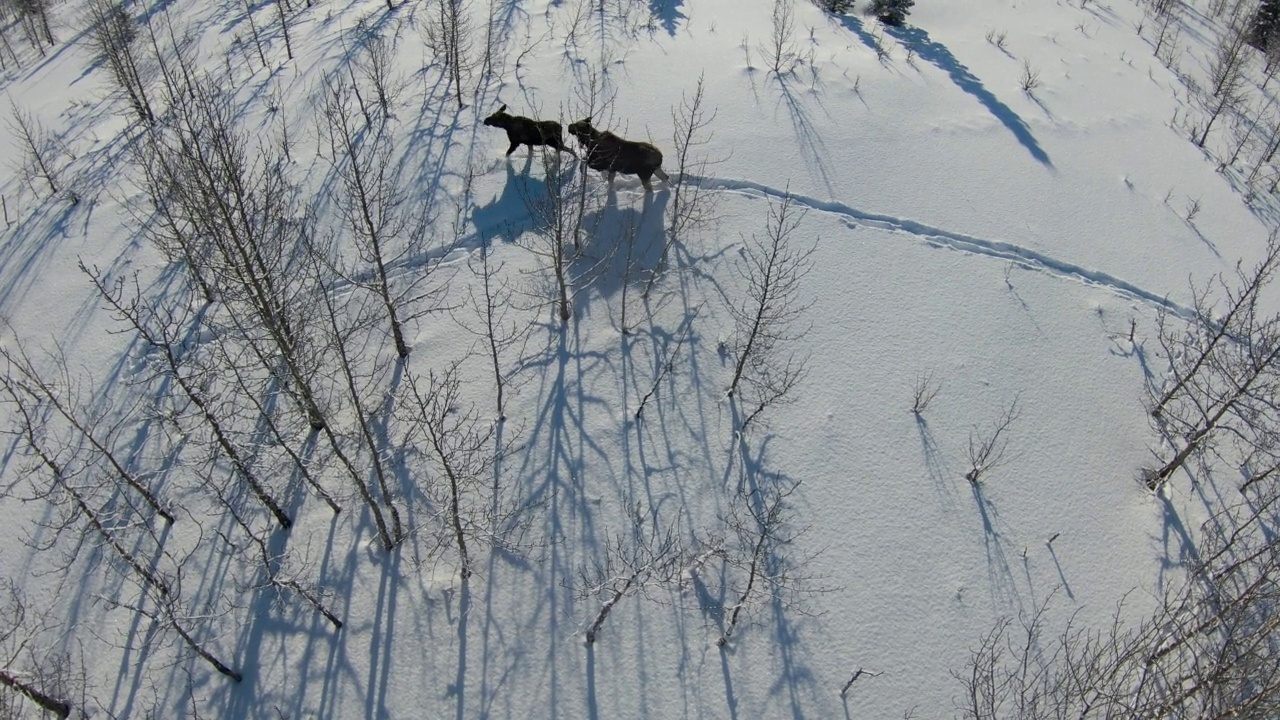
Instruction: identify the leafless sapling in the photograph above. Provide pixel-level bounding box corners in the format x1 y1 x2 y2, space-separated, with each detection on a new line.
399 364 530 580
1146 237 1280 488
1151 236 1280 418
762 0 801 76
1196 15 1250 148
141 73 330 430
1019 59 1040 93
910 370 942 416
955 508 1280 717
242 0 269 70
0 339 173 524
726 192 817 430
83 264 293 530
649 73 719 298
7 99 62 198
712 478 825 646
577 502 687 644
423 0 473 107
306 248 405 550
206 477 342 630
318 69 441 359
0 366 242 682
11 0 54 53
453 239 534 422
274 0 293 60
634 307 699 421
86 0 154 125
519 140 594 323
0 583 72 718
965 398 1020 484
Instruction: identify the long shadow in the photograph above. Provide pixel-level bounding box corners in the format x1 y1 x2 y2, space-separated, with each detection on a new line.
1046 542 1075 600
773 78 836 197
585 641 600 720
454 576 472 720
718 644 740 720
969 481 1022 611
915 416 955 509
838 18 1051 167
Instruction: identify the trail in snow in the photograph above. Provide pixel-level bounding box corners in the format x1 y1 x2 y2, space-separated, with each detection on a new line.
687 174 1196 321
345 165 1196 322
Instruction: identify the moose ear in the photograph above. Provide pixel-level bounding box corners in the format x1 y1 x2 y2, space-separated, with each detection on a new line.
584 115 592 123
498 103 507 112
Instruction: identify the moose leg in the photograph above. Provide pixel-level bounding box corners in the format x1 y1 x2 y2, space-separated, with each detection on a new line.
639 172 653 192
607 171 616 186
506 142 520 157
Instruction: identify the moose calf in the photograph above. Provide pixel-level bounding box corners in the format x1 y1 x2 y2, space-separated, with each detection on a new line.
567 118 670 191
484 105 574 158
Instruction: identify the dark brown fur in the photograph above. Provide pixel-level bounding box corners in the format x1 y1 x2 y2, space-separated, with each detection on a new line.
484 104 574 158
567 117 670 191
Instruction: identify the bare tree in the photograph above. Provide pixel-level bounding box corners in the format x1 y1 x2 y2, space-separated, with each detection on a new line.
910 370 942 416
0 583 72 718
725 192 817 429
520 145 593 323
965 398 1020 484
318 69 440 360
307 249 405 550
424 0 472 107
86 0 154 125
0 360 242 683
206 477 342 630
241 0 268 70
11 0 54 54
453 239 534 422
83 265 293 530
707 478 826 645
647 73 719 300
274 0 293 60
1195 16 1250 148
1151 238 1280 417
353 23 404 120
577 502 686 644
761 0 801 76
140 72 330 431
7 98 63 198
0 339 173 525
1146 236 1280 488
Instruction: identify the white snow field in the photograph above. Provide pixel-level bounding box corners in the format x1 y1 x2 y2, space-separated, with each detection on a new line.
1 0 1279 717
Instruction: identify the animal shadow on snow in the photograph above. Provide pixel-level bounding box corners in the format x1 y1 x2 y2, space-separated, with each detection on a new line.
571 188 670 308
470 157 566 243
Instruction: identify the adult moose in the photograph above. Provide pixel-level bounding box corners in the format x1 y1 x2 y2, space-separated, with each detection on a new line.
567 117 670 191
483 104 575 159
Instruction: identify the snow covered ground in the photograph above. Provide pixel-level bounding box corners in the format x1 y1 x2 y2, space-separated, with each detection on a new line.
0 0 1276 717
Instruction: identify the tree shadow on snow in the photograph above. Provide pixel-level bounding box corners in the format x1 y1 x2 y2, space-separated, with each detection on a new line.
648 0 687 36
837 17 1052 168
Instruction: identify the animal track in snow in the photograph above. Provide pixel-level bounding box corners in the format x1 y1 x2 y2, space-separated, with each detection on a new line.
687 174 1195 321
